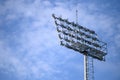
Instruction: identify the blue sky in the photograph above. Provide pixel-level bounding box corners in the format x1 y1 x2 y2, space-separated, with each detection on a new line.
0 0 120 80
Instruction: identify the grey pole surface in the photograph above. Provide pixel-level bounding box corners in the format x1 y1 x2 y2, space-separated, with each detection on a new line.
84 55 88 80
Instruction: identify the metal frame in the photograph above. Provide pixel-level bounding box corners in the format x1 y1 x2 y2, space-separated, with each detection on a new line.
52 14 107 61
52 14 107 80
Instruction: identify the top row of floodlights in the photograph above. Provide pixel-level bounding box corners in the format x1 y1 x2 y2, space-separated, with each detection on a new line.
52 14 107 61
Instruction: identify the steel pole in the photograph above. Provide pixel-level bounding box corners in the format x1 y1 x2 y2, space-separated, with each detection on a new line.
84 55 88 80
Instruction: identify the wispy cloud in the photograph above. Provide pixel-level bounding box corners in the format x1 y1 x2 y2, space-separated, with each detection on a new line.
0 0 120 80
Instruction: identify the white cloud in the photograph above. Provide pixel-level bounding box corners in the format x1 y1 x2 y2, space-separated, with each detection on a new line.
0 0 120 80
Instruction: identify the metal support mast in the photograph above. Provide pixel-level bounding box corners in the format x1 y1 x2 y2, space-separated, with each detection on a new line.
84 54 94 80
76 10 78 24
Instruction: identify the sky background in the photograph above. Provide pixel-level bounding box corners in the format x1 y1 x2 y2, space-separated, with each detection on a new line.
0 0 120 80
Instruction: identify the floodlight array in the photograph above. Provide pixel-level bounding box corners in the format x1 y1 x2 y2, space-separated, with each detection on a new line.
52 14 107 61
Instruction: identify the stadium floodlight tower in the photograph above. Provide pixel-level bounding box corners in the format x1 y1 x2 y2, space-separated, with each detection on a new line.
52 13 107 80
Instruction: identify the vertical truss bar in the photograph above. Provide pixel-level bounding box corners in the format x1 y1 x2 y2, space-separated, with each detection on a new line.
84 54 94 80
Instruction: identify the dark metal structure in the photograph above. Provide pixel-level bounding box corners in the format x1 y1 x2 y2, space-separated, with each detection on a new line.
52 13 107 80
